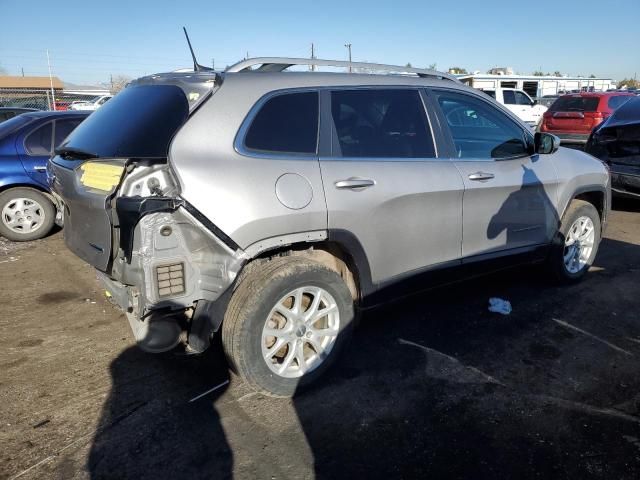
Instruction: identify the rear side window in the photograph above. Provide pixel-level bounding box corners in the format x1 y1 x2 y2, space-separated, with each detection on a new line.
330 89 435 158
54 119 83 147
25 122 53 155
503 90 516 105
550 96 599 112
607 95 631 110
244 92 319 154
483 90 496 99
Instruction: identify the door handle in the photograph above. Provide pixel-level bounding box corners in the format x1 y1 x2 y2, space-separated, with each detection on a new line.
33 166 47 172
468 172 495 181
334 178 375 189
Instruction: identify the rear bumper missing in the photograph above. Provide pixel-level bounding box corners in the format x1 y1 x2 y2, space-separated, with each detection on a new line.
100 203 247 350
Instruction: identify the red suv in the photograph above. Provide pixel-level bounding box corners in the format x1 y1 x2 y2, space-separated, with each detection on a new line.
540 92 634 145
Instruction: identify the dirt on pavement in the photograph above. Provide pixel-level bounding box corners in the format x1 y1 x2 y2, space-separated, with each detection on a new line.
1 201 640 479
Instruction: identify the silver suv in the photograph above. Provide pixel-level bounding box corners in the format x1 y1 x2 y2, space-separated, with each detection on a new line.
49 58 610 396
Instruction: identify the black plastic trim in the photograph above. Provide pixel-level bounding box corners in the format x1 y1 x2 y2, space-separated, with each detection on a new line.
116 196 241 264
182 202 240 251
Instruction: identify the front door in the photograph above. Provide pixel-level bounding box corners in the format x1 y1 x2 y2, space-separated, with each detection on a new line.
319 88 464 287
430 88 559 259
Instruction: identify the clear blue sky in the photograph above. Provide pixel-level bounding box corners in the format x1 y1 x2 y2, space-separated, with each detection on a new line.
1 0 638 85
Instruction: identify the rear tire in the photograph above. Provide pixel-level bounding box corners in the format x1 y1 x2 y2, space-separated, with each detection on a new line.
221 256 355 397
0 188 55 242
546 199 601 283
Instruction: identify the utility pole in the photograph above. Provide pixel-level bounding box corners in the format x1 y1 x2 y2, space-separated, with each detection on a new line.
21 67 24 77
212 58 215 70
110 74 113 93
310 43 315 71
344 43 352 73
46 50 56 111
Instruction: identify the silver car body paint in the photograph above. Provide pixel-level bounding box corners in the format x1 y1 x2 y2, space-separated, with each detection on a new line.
50 67 611 342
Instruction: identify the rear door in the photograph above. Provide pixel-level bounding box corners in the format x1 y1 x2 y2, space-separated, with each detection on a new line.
430 88 559 259
17 120 53 187
319 88 464 286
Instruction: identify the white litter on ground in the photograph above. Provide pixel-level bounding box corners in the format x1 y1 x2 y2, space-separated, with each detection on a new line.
488 297 512 315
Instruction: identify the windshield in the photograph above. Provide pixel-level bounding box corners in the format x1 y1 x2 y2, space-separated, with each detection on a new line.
0 114 33 139
57 84 189 158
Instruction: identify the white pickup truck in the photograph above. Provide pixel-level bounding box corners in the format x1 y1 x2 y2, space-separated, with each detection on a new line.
69 95 112 111
481 88 547 127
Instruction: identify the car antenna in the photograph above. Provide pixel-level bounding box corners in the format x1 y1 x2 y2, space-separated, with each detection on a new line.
183 27 213 72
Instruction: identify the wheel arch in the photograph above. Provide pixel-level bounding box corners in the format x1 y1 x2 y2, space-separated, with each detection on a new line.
561 185 608 227
246 230 375 304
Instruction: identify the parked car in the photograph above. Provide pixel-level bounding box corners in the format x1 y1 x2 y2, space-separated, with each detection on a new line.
585 97 640 198
540 92 634 145
537 95 559 108
480 88 547 127
0 107 38 123
50 58 610 396
0 111 89 241
53 101 72 111
69 95 113 111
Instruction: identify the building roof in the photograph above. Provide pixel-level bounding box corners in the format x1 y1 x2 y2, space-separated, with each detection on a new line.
0 75 64 90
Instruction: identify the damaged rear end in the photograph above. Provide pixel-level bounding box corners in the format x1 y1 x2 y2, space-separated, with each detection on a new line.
49 72 246 353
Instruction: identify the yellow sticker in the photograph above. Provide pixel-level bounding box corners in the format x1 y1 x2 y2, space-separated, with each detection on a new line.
79 163 124 192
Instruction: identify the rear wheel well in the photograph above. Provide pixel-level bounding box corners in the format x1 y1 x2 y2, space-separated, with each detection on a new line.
0 183 48 194
250 242 361 303
574 191 604 222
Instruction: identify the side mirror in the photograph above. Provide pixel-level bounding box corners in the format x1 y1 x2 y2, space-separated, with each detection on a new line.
532 100 538 106
534 132 560 154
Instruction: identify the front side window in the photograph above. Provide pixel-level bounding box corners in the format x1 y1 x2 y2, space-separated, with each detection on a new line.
244 91 319 154
330 89 435 158
502 90 516 105
515 91 532 105
435 90 528 160
25 122 53 155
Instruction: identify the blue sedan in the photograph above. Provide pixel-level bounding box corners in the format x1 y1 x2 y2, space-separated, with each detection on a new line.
0 111 89 241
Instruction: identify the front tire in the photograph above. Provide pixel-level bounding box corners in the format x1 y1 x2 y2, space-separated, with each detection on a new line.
546 199 601 283
0 188 56 242
221 256 355 397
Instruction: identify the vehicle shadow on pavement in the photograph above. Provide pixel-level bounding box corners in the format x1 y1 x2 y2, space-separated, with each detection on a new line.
87 345 232 480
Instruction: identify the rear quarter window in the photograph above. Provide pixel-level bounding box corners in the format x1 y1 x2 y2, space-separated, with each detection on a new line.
550 96 600 112
244 91 319 154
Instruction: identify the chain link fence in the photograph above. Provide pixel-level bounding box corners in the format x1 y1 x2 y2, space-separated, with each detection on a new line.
0 88 110 111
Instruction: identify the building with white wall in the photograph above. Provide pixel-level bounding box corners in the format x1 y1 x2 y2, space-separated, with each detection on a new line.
459 74 615 98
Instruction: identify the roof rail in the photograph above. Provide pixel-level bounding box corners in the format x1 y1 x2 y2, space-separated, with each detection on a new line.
226 57 459 82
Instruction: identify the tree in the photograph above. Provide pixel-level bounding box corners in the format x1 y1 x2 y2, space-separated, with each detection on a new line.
448 66 468 74
533 70 545 76
617 78 640 89
428 62 437 70
553 71 562 77
405 62 413 68
110 75 132 94
589 74 596 78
